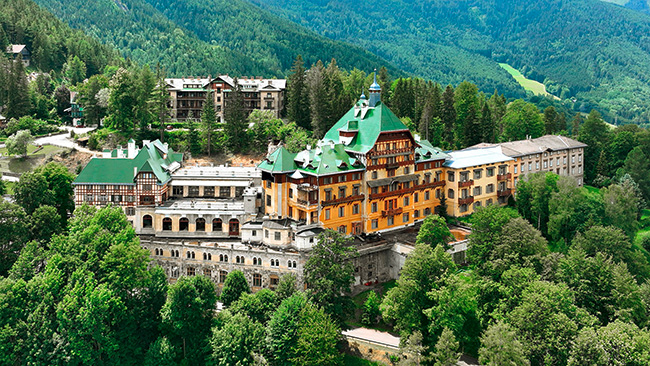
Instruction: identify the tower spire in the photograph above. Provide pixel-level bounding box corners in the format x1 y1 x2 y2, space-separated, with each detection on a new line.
368 68 381 107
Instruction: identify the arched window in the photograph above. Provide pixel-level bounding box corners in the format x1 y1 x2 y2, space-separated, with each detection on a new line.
253 257 258 265
213 218 223 232
288 260 293 268
293 261 297 268
142 215 153 228
162 217 172 231
187 251 192 259
191 252 195 259
219 254 224 262
229 219 240 236
203 253 207 260
154 248 159 256
179 218 189 231
270 259 275 266
224 255 228 262
196 218 206 231
207 253 212 261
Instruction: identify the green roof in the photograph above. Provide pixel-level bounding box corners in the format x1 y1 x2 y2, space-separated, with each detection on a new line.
323 100 410 154
74 140 183 185
415 140 451 162
294 143 364 175
257 146 297 173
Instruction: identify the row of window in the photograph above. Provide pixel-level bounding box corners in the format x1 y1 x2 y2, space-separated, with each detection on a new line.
172 268 270 287
153 248 296 268
172 186 245 198
142 216 238 232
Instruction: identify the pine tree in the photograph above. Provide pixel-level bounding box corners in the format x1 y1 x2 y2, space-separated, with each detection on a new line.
153 64 170 141
223 77 248 152
201 90 217 156
307 61 328 138
462 102 480 147
556 112 567 133
186 119 201 157
455 81 479 149
488 90 506 137
325 59 349 131
419 99 433 141
543 106 559 135
287 55 310 130
6 56 31 119
441 85 456 149
64 55 87 85
479 102 495 143
571 113 583 137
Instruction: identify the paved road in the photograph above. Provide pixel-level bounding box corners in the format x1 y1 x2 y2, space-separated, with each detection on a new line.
33 126 97 155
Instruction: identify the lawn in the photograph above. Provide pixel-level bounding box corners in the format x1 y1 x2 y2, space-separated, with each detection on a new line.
0 144 69 174
583 185 601 194
499 63 559 100
636 209 650 244
343 354 385 366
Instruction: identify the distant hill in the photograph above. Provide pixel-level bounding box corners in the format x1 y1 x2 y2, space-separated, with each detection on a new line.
33 0 402 78
250 0 650 124
601 0 650 14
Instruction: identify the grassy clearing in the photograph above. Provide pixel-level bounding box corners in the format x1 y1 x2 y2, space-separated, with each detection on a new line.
0 145 69 174
584 185 601 194
499 63 559 99
347 280 397 333
343 354 385 366
636 209 650 244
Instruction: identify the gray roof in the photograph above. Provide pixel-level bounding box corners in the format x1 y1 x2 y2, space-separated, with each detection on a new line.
468 135 587 158
444 146 513 169
207 75 286 92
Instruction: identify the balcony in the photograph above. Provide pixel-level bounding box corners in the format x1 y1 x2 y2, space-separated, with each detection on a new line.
497 173 512 181
459 180 474 188
368 180 446 200
385 162 400 170
458 196 474 205
368 146 413 157
381 207 403 218
296 198 319 208
497 189 512 197
321 194 365 207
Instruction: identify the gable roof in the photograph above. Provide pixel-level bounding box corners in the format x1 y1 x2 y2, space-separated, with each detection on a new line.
258 146 297 173
323 100 410 154
294 143 364 176
6 45 28 54
416 140 451 162
74 140 183 185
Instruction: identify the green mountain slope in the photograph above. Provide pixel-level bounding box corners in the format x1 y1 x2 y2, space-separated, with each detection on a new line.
0 0 119 75
34 0 402 78
250 0 650 124
33 0 268 77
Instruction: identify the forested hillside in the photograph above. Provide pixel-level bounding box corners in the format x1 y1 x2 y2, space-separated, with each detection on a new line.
0 0 119 76
34 0 401 77
252 0 650 124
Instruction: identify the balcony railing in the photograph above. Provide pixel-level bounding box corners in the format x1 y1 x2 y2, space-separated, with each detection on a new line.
296 198 319 207
321 194 365 207
459 180 474 188
497 173 512 181
369 180 446 200
385 162 400 170
458 196 474 205
497 189 512 197
381 207 403 217
368 147 413 157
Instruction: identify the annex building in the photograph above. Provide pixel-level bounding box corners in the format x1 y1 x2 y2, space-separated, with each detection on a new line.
165 75 286 122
